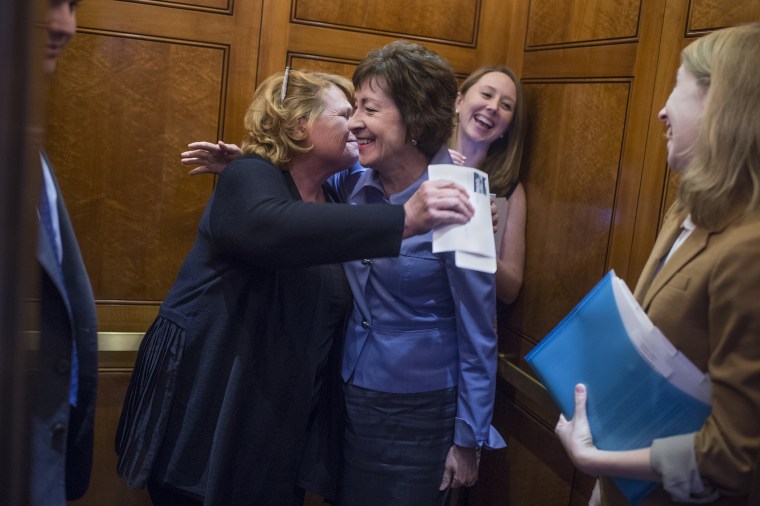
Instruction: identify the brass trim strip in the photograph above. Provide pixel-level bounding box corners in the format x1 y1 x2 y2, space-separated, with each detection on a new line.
96 332 144 351
23 331 144 351
498 355 548 401
497 354 559 426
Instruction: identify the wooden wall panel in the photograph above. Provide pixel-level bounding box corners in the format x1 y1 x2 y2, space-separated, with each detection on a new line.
127 0 232 11
492 0 668 504
47 32 222 302
288 54 359 79
689 0 760 32
259 0 522 86
45 0 262 334
293 0 480 45
513 0 667 339
69 372 152 505
511 81 630 341
526 0 641 48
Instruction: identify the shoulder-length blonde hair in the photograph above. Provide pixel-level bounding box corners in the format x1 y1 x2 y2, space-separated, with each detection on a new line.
450 66 526 197
240 70 354 169
678 22 760 229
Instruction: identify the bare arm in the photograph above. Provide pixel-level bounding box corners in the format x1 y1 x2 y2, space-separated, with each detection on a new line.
495 183 526 304
180 140 242 175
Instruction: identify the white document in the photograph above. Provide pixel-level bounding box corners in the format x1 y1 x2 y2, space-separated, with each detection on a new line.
428 164 496 273
611 275 712 404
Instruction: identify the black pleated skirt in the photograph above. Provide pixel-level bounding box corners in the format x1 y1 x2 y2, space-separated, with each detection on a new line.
115 316 185 487
340 382 457 506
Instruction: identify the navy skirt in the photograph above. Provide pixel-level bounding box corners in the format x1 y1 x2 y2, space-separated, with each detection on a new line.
340 383 457 506
115 316 185 487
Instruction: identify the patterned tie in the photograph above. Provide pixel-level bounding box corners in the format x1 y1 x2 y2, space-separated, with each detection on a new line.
38 182 79 407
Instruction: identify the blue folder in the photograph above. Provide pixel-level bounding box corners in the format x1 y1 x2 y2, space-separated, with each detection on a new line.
526 271 711 505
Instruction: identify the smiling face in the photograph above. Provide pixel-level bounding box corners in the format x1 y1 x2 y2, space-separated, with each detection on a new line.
304 84 358 171
348 78 413 173
455 71 517 149
658 65 708 172
44 0 78 75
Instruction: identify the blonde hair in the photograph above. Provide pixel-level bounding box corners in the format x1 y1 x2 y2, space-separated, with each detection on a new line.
240 70 354 169
450 66 526 196
677 22 760 229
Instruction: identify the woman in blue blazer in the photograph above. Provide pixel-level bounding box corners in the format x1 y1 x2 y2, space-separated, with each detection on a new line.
335 41 505 506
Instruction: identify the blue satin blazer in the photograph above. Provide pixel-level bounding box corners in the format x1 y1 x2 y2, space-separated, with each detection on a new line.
331 148 505 449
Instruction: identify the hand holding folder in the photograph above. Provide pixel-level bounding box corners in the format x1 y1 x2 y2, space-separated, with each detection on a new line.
526 270 711 505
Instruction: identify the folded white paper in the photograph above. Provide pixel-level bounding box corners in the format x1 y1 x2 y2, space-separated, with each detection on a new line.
428 164 496 273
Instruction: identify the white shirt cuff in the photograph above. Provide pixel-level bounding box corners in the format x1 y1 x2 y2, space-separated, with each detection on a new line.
651 433 719 503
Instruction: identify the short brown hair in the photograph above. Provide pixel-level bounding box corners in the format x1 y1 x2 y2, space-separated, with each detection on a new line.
353 40 457 158
240 70 354 169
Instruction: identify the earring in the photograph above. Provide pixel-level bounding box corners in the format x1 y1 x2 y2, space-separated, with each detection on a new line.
410 139 418 146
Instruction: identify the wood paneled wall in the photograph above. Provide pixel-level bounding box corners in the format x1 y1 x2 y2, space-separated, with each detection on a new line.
42 1 758 504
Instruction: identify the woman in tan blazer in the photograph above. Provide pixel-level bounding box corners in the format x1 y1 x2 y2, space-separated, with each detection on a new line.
555 23 760 506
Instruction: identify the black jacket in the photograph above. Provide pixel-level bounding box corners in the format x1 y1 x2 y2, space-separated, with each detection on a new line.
117 155 404 504
31 151 98 504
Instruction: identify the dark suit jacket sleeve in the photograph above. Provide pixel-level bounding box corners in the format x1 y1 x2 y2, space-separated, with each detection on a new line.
209 156 405 267
34 153 98 502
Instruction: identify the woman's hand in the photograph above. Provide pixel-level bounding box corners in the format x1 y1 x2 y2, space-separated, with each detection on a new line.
555 384 599 475
449 149 467 166
402 180 474 238
180 140 242 175
557 384 659 482
439 444 479 490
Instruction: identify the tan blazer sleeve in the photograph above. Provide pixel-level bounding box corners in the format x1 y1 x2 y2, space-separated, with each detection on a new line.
693 221 760 496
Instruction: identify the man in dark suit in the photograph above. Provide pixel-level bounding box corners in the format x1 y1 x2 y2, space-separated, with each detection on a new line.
31 1 98 503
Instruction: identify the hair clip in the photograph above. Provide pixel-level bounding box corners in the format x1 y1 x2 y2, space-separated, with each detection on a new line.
280 66 291 105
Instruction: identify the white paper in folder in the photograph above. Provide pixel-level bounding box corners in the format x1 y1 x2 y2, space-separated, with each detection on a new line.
610 275 712 404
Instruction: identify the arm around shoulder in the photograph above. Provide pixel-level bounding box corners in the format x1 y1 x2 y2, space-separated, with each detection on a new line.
209 157 406 267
